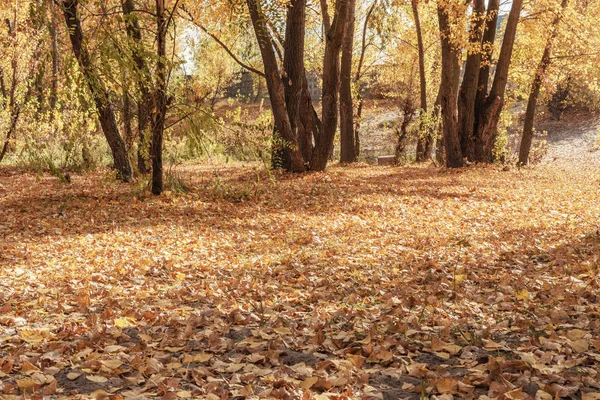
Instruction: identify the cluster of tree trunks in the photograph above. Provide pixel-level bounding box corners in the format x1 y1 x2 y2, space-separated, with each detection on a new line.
247 0 359 172
438 0 523 168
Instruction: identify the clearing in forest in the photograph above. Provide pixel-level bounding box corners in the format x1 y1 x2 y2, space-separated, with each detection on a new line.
1 159 600 399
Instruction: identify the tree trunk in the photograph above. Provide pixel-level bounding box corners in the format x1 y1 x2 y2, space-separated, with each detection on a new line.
277 0 307 169
412 0 430 162
457 0 485 161
353 1 376 159
519 0 568 165
339 0 357 163
437 3 464 168
473 0 523 162
48 0 59 116
122 0 153 174
475 0 500 113
151 0 167 194
247 0 306 172
311 0 349 171
62 0 132 181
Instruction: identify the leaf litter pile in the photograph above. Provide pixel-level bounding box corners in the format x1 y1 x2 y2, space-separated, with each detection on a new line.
1 163 600 400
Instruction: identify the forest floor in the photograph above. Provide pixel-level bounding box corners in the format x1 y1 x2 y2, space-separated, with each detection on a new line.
1 115 600 399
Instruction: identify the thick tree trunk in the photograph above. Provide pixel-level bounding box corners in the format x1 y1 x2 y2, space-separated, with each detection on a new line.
473 0 523 162
62 0 132 181
339 0 357 163
277 0 307 169
457 0 485 161
151 0 167 194
122 0 153 174
311 0 349 171
412 0 430 162
247 0 306 172
519 0 568 165
437 3 464 168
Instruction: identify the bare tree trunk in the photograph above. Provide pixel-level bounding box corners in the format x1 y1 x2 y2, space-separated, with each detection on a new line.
519 0 568 165
246 0 306 172
339 0 356 163
473 0 523 162
457 0 485 161
437 3 464 168
62 0 132 181
311 0 349 171
122 0 153 174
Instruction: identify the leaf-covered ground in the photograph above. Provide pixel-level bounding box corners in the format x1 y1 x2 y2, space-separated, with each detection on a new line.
1 161 600 400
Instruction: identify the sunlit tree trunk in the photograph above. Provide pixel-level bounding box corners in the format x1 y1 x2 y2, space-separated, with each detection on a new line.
62 0 132 181
473 0 523 162
519 0 568 165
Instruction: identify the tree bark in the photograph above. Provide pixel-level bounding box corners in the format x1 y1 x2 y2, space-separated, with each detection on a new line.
473 0 523 162
277 0 307 169
475 0 500 113
311 0 349 171
62 0 132 181
413 0 431 162
339 0 356 163
437 3 464 168
151 0 167 194
247 0 306 172
457 0 485 161
122 0 153 174
518 0 568 165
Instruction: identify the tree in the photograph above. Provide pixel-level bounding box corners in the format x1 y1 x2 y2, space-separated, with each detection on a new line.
122 0 153 174
246 0 306 172
61 0 133 181
311 0 349 171
436 0 464 168
413 0 432 162
518 0 569 165
339 0 357 163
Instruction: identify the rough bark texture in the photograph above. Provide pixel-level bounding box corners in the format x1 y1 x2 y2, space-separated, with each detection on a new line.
311 0 349 171
518 0 568 165
151 0 167 194
475 0 499 113
62 0 132 181
277 0 307 170
413 0 430 162
339 0 357 163
457 0 485 161
473 0 523 162
122 0 153 174
437 3 464 168
247 0 306 172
